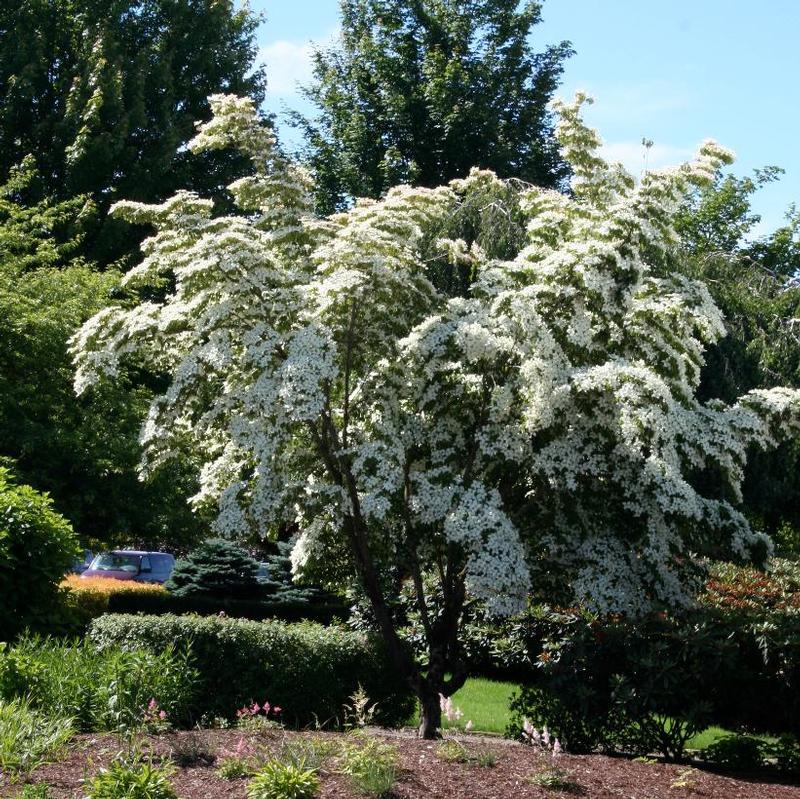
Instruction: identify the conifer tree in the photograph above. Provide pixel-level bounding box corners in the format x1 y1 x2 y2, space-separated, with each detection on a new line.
165 538 261 599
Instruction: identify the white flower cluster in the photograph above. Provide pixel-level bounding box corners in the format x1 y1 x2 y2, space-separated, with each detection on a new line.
71 93 800 619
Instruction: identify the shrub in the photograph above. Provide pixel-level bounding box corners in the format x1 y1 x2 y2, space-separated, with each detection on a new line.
0 466 79 640
701 734 766 771
165 538 261 599
247 761 320 799
57 575 347 629
0 637 197 731
84 759 178 799
0 697 73 775
507 609 733 759
88 614 414 727
57 575 167 634
770 734 800 776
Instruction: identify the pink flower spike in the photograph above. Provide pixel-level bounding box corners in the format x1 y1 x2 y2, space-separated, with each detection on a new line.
543 726 550 746
262 702 270 715
273 706 281 714
159 710 167 720
148 699 157 710
251 702 260 713
553 739 562 757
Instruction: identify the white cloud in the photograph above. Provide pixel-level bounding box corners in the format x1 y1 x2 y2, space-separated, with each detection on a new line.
599 140 694 178
258 29 339 99
258 40 316 97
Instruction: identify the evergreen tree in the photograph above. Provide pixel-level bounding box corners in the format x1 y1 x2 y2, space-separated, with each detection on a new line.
0 0 266 263
165 538 261 599
292 0 573 213
258 541 324 603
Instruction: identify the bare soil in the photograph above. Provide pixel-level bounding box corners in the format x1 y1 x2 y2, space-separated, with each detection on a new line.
3 729 800 799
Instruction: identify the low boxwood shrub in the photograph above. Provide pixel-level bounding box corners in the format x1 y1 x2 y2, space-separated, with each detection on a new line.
0 637 197 731
88 614 414 728
59 575 167 633
105 591 349 624
701 734 767 771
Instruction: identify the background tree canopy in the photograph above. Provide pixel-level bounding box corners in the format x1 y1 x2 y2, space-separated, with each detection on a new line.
675 168 800 538
0 0 266 265
0 161 208 549
292 0 573 213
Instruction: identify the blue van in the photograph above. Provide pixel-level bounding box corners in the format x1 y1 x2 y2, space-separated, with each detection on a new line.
81 550 175 584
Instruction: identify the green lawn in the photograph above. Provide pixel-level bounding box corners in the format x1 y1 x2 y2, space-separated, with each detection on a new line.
407 677 773 750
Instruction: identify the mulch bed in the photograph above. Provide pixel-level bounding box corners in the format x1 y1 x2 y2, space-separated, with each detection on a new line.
3 728 800 799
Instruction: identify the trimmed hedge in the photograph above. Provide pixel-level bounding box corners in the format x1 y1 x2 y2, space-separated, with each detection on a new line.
105 592 350 624
88 614 413 728
58 577 349 634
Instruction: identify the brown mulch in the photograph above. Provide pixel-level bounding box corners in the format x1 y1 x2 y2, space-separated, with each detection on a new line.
3 729 800 799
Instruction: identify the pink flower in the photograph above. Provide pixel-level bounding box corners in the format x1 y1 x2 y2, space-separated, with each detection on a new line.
273 706 281 715
262 702 270 715
542 726 550 746
159 710 167 720
553 739 562 757
148 699 158 710
251 702 260 714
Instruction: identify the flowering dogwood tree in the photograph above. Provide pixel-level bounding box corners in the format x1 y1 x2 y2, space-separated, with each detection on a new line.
72 94 800 737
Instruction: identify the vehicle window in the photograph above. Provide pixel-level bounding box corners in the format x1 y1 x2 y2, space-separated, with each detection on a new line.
153 555 171 570
140 556 152 571
90 552 141 573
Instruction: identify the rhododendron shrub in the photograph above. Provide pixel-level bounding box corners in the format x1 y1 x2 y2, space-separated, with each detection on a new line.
71 93 800 737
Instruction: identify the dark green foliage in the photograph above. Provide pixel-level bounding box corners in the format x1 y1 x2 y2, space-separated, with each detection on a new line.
702 734 767 771
166 538 261 599
88 613 415 728
0 0 266 264
502 561 800 758
259 541 326 604
770 734 800 776
0 637 198 732
675 168 800 536
0 466 79 640
0 157 209 551
506 611 730 759
105 591 349 625
294 0 572 213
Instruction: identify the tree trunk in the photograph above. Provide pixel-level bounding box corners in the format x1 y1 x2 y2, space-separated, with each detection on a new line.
418 686 442 739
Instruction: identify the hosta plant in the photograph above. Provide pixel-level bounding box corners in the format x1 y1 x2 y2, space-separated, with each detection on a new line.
72 93 800 737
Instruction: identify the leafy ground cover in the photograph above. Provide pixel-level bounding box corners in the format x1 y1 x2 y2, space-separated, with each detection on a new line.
4 729 799 799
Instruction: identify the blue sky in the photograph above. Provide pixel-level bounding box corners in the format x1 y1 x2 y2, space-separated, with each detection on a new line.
252 0 799 235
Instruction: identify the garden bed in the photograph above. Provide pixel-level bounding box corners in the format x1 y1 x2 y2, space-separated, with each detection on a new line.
4 729 800 799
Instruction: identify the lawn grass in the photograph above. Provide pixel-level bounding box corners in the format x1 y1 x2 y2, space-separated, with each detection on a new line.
406 677 774 750
443 677 517 735
404 676 516 735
